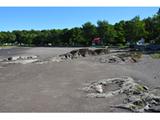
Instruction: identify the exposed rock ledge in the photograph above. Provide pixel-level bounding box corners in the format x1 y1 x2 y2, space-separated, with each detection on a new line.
83 76 160 112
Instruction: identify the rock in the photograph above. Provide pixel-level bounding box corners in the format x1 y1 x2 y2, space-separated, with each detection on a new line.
1 55 39 64
94 48 108 55
87 92 113 98
19 55 38 60
124 95 141 103
51 57 62 62
83 76 160 112
99 58 107 63
97 53 140 64
94 84 103 93
147 105 160 112
8 56 19 61
6 59 38 64
30 55 38 59
59 48 109 60
7 55 38 61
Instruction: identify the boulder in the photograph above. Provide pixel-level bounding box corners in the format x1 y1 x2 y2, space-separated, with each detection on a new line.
8 56 19 61
147 105 160 112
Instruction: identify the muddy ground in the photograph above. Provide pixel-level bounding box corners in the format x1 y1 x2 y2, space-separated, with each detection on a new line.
0 47 160 112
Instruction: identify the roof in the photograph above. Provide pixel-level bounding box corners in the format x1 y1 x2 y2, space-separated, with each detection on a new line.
93 37 101 41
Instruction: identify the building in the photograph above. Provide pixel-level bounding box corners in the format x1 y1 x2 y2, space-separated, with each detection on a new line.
136 38 145 45
92 37 101 46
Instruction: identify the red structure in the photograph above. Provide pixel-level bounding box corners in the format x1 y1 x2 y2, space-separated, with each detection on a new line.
92 37 101 45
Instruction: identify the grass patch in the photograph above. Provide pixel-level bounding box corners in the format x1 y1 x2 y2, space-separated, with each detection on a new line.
118 44 129 49
151 53 160 59
133 84 146 94
0 45 17 48
131 52 142 60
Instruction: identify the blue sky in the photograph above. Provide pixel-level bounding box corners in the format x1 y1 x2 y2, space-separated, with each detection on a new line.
0 7 159 31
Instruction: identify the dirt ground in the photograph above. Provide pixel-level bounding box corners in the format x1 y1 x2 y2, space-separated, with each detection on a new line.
0 47 160 112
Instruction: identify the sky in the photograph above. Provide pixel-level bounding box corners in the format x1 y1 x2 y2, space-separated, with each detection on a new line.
0 7 159 31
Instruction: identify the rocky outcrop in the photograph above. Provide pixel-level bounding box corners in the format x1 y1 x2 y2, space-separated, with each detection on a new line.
0 48 109 64
83 77 160 112
2 55 38 64
6 55 38 61
59 48 109 60
98 53 140 64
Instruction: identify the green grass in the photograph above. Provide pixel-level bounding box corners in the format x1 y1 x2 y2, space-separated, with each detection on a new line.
0 45 12 47
0 45 17 48
118 44 128 49
151 53 160 59
131 52 142 60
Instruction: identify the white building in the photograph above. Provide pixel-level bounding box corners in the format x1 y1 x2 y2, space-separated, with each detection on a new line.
136 38 145 45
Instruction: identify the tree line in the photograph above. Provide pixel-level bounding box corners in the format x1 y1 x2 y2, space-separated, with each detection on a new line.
0 8 159 47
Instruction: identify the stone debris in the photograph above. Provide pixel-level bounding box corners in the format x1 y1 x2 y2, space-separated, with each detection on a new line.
35 48 109 64
6 59 38 64
0 48 109 65
1 55 39 64
98 53 139 64
83 77 160 112
50 56 63 62
0 49 141 65
7 55 38 61
147 105 160 112
94 84 103 93
35 56 63 64
59 48 109 60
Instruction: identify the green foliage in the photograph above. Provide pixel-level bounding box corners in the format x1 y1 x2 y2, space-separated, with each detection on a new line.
82 22 97 46
97 20 109 45
96 20 118 45
118 44 128 49
0 8 159 47
144 11 160 44
131 52 142 60
69 27 85 46
134 84 146 94
114 20 126 44
124 16 148 44
0 31 16 45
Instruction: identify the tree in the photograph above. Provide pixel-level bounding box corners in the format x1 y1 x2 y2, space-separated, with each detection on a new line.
152 14 160 44
5 32 16 44
32 30 49 46
144 17 154 42
0 32 7 45
1 9 159 46
60 29 71 46
106 25 117 44
13 30 24 45
97 20 109 45
114 20 126 44
124 16 147 44
97 20 117 45
0 32 16 45
82 22 97 46
144 10 160 44
69 27 85 46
